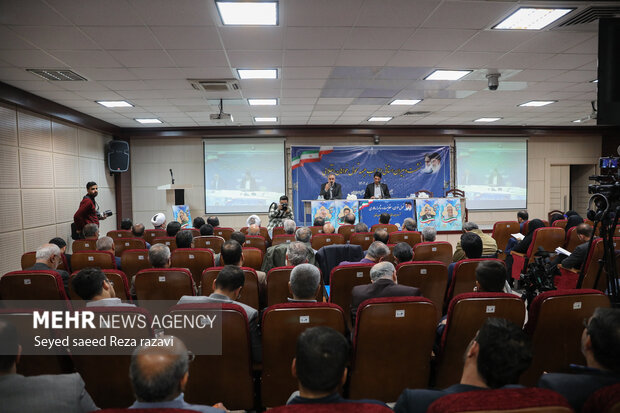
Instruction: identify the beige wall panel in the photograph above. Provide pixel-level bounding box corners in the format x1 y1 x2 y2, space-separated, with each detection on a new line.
52 121 78 155
56 222 72 244
528 158 545 181
78 128 105 159
78 157 100 187
55 189 81 223
133 186 167 212
21 189 56 229
0 230 24 274
0 189 23 232
20 148 54 188
23 224 57 253
17 111 52 151
0 105 17 147
0 145 20 188
53 153 80 188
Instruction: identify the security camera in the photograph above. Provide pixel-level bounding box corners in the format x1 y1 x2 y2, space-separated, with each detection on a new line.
486 73 500 91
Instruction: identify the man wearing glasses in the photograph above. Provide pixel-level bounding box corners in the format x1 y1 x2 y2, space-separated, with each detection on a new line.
25 243 71 290
72 267 135 307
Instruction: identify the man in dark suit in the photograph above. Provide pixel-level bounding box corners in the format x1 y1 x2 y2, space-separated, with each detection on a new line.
363 171 390 199
25 243 70 290
394 318 533 413
319 173 343 200
556 223 593 270
538 307 620 412
350 261 420 325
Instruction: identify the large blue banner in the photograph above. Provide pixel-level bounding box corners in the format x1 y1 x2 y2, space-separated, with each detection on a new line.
291 146 450 225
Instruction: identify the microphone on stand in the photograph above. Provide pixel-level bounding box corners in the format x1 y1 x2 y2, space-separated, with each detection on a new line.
170 169 175 185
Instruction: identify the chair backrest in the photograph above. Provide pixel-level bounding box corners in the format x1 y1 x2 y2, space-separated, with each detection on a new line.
201 267 260 310
269 404 393 413
170 248 215 287
388 231 422 248
552 219 568 229
349 232 375 251
311 233 345 250
266 266 324 307
68 269 131 304
445 188 465 198
349 297 437 402
521 289 610 385
193 235 225 253
579 238 607 290
526 227 566 263
21 251 69 272
0 270 71 308
152 237 177 252
187 228 200 237
106 230 132 239
371 223 399 233
491 221 520 257
308 225 324 236
71 250 117 271
274 226 299 237
564 226 581 251
243 235 267 253
213 227 234 240
396 261 447 321
329 263 374 329
261 303 346 407
521 220 530 235
583 383 620 413
144 228 166 244
413 241 453 266
428 388 573 413
242 247 263 270
134 268 195 302
113 237 146 257
446 258 505 307
71 239 97 253
120 249 151 280
435 292 526 388
166 303 255 410
272 234 296 246
547 209 565 222
240 226 271 242
415 190 433 197
337 224 356 242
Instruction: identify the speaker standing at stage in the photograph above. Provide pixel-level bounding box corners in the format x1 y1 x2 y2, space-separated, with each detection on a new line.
364 171 391 199
72 181 109 239
319 173 343 200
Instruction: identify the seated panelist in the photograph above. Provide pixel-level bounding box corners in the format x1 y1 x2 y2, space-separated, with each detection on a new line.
319 173 342 200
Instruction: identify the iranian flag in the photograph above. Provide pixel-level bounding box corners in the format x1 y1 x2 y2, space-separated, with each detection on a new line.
292 147 333 170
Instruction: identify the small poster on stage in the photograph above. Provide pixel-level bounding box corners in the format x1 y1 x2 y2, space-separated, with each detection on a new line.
336 200 359 227
311 201 336 227
415 199 439 230
437 198 463 231
172 205 192 229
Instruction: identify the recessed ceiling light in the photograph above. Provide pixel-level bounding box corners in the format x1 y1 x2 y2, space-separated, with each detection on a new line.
135 118 162 124
474 117 502 122
248 98 277 106
97 100 134 108
255 117 277 122
572 119 584 123
368 116 393 122
424 70 472 81
518 100 556 107
494 8 573 30
237 69 278 79
591 79 598 83
390 99 422 106
216 1 278 25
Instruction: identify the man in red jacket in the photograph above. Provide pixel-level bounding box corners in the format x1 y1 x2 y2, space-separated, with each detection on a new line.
73 181 106 236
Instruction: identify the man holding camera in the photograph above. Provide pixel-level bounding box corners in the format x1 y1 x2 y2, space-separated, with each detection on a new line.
73 181 108 238
268 195 294 232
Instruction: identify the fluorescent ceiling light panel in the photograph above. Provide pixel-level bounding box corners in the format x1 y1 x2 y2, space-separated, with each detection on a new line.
518 100 556 107
390 99 422 106
255 117 277 122
248 98 277 106
572 119 585 123
591 79 598 83
135 118 162 124
474 117 502 122
368 116 393 122
216 1 278 25
425 70 471 81
97 100 133 108
494 8 572 30
237 69 278 79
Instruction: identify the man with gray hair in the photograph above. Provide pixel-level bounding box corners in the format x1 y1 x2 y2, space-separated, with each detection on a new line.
82 223 99 239
128 336 225 412
452 222 498 262
149 243 171 268
283 219 296 235
287 241 310 266
403 218 417 232
340 241 390 266
289 263 321 302
350 261 420 324
323 222 335 234
25 243 70 289
421 226 436 242
354 222 368 233
262 227 317 273
96 236 122 269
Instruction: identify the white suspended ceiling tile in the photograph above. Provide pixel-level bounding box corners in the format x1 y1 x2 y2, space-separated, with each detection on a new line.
387 50 450 67
0 50 68 68
284 27 351 50
283 50 339 67
127 0 215 26
281 67 333 80
168 50 229 68
283 0 364 27
459 30 537 53
0 0 69 26
402 28 477 51
128 67 184 80
343 27 414 50
0 67 39 81
6 80 64 92
50 50 123 68
77 68 139 81
489 53 556 70
220 26 284 50
439 51 503 68
10 26 100 50
335 50 395 67
81 26 161 50
355 0 439 27
421 1 514 30
109 50 176 68
227 50 283 68
150 26 222 50
513 31 597 54
530 54 596 71
46 0 142 25
0 26 38 50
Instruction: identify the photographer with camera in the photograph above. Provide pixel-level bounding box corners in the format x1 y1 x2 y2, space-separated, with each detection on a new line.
73 181 112 239
267 195 294 233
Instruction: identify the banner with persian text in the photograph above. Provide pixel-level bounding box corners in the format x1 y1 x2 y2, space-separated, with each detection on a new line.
291 146 450 226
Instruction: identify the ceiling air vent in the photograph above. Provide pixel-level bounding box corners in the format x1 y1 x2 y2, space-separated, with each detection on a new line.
189 79 240 92
26 69 87 81
403 111 431 116
557 6 620 27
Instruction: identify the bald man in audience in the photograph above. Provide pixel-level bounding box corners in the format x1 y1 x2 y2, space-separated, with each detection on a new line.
323 222 335 234
340 241 390 266
25 243 70 289
131 223 151 248
96 236 122 269
262 227 317 272
289 263 321 302
72 267 134 307
247 223 261 236
128 336 225 412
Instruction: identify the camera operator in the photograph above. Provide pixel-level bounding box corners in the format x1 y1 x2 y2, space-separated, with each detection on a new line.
267 195 294 233
73 181 110 239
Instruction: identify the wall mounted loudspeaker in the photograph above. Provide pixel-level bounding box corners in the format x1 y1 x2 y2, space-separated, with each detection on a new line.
108 140 130 172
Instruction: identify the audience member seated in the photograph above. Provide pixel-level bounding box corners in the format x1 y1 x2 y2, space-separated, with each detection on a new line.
177 265 261 362
166 221 182 237
553 223 593 271
120 218 133 230
289 263 321 303
350 261 420 325
287 241 311 267
354 222 368 233
247 223 260 236
395 318 533 413
82 223 99 240
221 239 266 287
214 231 244 266
538 307 620 413
207 216 220 228
323 222 335 234
25 243 70 289
373 229 389 244
565 213 584 234
421 226 436 242
132 223 151 248
286 326 386 406
130 243 171 296
518 210 529 232
49 236 71 270
128 335 225 412
282 219 297 235
505 218 545 283
549 213 564 227
200 223 214 236
175 230 194 249
447 232 483 285
344 213 356 225
402 218 417 231
151 212 166 229
452 222 498 261
340 241 390 266
379 213 391 224
0 320 98 413
72 267 135 307
503 210 529 256
313 217 325 227
393 242 413 265
96 236 122 269
193 216 205 230
263 227 316 273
